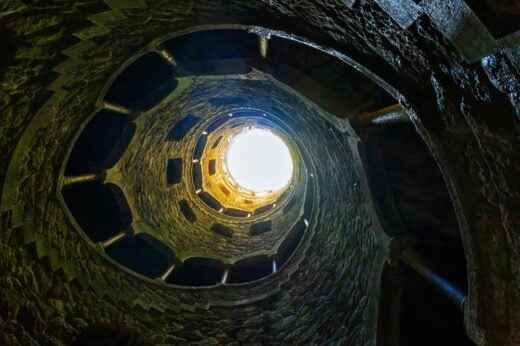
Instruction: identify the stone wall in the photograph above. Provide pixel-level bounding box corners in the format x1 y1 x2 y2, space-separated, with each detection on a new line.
0 0 518 344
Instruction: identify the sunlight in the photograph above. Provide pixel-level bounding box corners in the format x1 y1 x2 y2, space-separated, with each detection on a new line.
224 129 293 193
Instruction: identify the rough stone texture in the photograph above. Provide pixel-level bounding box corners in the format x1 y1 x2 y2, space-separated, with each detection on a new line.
113 77 312 262
0 72 385 344
422 0 498 63
375 0 422 30
0 0 519 344
0 2 388 344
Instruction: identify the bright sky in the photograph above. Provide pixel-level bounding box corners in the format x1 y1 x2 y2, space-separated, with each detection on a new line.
224 129 293 193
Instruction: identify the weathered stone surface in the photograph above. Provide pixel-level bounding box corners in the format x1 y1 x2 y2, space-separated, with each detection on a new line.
423 0 498 62
375 0 422 29
0 0 518 345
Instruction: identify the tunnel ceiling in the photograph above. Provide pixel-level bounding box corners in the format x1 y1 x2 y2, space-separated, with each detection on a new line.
0 1 519 345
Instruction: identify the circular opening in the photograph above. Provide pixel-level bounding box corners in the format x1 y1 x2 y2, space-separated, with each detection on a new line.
224 128 293 194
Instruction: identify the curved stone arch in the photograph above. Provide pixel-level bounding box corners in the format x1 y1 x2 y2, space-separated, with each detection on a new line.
0 23 391 317
2 5 514 341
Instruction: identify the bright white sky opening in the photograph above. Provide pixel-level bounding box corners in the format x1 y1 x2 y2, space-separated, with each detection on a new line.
225 129 293 193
